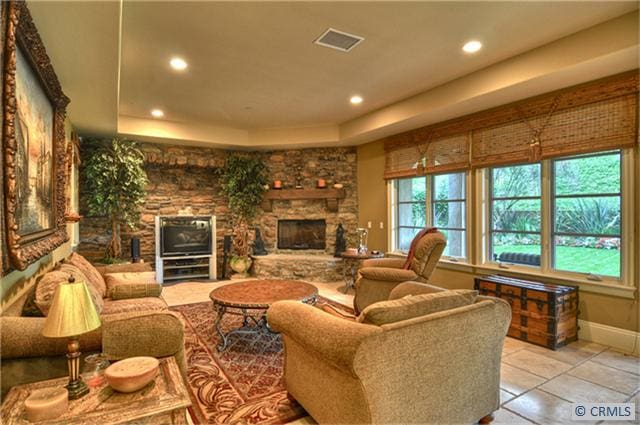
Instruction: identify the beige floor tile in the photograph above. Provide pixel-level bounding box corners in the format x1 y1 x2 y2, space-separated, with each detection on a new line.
568 361 640 395
502 337 531 355
503 349 572 379
505 389 598 425
492 408 536 424
539 374 628 403
500 363 547 396
591 349 640 375
500 389 517 405
526 341 605 365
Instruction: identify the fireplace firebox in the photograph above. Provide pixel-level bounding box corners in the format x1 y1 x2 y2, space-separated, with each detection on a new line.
277 219 326 250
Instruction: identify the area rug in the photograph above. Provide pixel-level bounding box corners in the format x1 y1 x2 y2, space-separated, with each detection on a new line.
170 296 352 425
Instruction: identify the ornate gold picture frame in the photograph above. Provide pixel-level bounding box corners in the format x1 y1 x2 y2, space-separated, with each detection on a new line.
2 1 69 271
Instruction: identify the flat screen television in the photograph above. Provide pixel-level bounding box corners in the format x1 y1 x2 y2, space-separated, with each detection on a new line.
160 216 212 256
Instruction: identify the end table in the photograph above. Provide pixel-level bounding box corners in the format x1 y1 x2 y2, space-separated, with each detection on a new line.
1 357 190 425
341 251 384 293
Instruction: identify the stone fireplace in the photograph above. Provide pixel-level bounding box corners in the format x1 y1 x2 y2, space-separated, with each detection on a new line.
277 219 326 250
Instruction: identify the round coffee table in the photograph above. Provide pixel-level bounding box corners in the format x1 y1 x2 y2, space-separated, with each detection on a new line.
209 279 318 351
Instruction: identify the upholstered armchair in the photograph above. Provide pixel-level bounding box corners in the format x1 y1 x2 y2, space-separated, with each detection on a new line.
268 281 511 424
354 230 446 313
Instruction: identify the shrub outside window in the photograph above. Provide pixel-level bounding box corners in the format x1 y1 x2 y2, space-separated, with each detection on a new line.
489 164 542 267
552 151 621 278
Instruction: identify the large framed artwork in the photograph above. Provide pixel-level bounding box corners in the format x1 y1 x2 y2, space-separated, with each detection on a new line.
2 1 70 271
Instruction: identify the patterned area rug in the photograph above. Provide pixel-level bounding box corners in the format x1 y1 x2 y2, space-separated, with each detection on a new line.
170 296 351 424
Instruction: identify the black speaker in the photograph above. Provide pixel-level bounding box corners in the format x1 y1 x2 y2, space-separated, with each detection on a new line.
223 235 232 253
131 237 141 263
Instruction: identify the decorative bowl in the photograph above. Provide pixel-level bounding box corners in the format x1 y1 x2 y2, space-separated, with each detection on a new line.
105 356 159 393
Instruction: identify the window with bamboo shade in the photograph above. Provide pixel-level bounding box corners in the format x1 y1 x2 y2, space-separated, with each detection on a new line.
383 71 638 178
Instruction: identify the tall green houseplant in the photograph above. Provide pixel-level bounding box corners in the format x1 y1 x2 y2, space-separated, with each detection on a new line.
84 138 149 260
219 154 267 273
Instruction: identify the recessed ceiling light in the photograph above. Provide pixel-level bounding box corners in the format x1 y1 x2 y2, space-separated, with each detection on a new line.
462 40 482 54
151 109 164 118
350 95 363 105
169 57 188 71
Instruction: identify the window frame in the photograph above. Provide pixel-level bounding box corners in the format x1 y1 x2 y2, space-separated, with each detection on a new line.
487 163 542 268
482 150 629 286
390 171 470 263
549 151 623 279
431 171 468 261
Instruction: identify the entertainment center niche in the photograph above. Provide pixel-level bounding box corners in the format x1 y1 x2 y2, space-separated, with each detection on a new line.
155 216 217 283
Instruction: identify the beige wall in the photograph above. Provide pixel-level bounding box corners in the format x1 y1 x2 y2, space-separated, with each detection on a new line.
356 139 639 332
357 140 387 252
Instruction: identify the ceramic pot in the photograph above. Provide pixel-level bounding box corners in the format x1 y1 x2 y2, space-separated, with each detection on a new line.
230 256 252 276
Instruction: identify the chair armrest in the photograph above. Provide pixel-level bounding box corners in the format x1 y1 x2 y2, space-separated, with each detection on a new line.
388 281 446 300
101 310 184 361
0 317 101 359
267 301 382 376
358 267 418 282
361 258 405 268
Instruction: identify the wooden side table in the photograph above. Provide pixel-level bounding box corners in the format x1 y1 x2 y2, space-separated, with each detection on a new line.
341 251 384 293
1 357 190 425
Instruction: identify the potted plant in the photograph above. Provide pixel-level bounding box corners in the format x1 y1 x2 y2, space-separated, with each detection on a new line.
218 154 268 277
83 138 149 261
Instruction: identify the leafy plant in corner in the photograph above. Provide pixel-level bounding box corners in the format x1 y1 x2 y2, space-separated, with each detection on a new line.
83 138 149 261
218 154 267 273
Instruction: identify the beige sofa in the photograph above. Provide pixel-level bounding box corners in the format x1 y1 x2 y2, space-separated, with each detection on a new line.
268 282 511 424
1 253 185 398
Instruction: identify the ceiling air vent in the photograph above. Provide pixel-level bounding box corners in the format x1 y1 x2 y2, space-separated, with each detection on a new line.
314 28 364 52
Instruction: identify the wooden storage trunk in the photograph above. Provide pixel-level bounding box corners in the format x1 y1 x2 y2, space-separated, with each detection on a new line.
474 275 579 350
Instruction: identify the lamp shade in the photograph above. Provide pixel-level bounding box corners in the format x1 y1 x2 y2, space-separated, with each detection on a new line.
42 280 101 338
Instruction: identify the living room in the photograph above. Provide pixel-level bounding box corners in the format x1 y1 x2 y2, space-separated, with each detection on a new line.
0 1 638 424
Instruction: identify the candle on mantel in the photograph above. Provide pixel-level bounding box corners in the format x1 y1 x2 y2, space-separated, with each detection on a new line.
273 180 282 189
317 179 326 188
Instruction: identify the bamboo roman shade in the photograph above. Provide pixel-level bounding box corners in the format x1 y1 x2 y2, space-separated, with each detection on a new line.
383 71 639 178
471 93 637 168
384 133 469 179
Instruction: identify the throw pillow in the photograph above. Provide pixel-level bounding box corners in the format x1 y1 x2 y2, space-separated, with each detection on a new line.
357 289 478 326
66 252 107 297
36 266 104 316
21 286 44 317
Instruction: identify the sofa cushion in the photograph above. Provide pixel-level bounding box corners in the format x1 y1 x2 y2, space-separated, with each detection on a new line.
35 266 104 316
105 272 159 300
102 297 167 315
357 289 478 326
66 252 107 297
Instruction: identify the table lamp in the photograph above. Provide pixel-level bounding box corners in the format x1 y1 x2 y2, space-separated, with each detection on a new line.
42 276 101 399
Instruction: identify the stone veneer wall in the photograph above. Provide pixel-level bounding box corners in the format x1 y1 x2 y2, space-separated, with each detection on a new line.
78 141 357 278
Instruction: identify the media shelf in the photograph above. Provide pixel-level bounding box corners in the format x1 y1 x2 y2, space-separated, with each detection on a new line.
155 216 217 283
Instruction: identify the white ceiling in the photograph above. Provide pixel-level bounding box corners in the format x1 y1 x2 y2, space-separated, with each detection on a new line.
28 1 639 149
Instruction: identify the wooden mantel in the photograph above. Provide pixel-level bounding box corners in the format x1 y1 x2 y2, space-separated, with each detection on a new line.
261 188 346 212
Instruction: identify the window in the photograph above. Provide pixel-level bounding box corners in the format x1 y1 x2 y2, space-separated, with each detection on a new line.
552 151 621 277
395 177 426 250
489 164 541 266
432 172 466 258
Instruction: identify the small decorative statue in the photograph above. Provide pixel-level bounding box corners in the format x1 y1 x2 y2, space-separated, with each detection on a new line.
252 227 268 256
334 224 346 257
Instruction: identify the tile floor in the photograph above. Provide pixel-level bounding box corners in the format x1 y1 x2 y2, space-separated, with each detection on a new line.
163 278 639 425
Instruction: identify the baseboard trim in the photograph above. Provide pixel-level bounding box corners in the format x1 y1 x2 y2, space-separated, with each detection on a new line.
578 319 640 355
